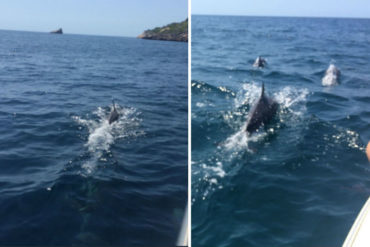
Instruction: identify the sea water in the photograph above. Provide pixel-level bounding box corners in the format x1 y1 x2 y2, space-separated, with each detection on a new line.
192 15 370 247
0 30 187 246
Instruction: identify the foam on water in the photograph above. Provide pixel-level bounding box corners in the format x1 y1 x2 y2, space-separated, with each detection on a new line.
223 125 267 152
192 160 226 202
73 104 143 175
236 82 309 113
196 102 206 108
202 161 226 178
235 82 261 108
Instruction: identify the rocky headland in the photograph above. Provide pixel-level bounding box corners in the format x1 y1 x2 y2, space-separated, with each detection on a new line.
138 19 188 42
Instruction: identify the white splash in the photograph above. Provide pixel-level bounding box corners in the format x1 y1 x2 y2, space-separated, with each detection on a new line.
193 161 226 201
235 82 261 108
73 104 143 175
274 86 309 115
322 64 340 86
201 161 226 178
196 102 206 108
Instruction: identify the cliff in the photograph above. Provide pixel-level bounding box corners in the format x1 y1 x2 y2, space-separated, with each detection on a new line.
138 19 188 42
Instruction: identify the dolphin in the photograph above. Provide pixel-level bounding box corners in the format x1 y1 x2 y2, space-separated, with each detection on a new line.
253 56 267 68
322 64 340 86
246 83 278 134
108 100 119 124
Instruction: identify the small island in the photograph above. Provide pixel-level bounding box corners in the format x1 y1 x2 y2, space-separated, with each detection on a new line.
138 19 188 42
50 28 63 34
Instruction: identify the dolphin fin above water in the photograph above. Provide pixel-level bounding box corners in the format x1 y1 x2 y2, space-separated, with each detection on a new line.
108 100 119 125
322 64 340 86
246 83 278 134
253 56 267 68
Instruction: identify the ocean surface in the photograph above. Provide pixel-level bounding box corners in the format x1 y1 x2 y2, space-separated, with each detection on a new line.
192 15 370 247
0 30 187 246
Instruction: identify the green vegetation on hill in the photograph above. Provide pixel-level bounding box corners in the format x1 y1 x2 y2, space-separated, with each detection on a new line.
138 19 188 42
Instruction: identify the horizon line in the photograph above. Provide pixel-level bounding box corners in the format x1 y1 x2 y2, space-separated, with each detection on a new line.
0 17 189 39
0 27 139 38
192 13 370 20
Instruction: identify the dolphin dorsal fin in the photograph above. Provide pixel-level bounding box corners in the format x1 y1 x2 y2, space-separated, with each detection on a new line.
261 83 265 97
112 99 116 110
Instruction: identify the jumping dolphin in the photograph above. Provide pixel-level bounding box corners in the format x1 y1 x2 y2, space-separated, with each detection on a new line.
246 83 278 134
322 64 340 86
253 56 267 68
108 100 119 124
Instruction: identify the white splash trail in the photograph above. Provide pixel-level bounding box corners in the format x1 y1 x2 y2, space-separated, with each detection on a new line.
73 104 143 175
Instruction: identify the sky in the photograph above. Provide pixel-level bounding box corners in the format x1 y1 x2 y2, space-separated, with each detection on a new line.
192 0 370 19
0 0 188 37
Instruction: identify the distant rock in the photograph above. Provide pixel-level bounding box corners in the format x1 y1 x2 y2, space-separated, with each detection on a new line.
138 19 188 42
50 28 63 34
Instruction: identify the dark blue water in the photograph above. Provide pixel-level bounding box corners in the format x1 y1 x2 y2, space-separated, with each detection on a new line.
0 30 187 246
192 15 370 247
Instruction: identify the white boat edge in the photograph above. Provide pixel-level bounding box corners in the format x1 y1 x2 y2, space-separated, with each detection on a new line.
343 196 370 247
176 204 188 246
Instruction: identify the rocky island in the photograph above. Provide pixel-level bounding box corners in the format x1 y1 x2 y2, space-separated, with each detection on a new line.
50 28 63 34
138 19 188 42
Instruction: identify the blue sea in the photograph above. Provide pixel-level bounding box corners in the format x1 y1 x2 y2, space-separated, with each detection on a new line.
0 30 187 246
191 15 370 247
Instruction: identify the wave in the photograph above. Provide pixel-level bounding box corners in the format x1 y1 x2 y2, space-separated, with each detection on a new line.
191 80 236 98
194 65 265 76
